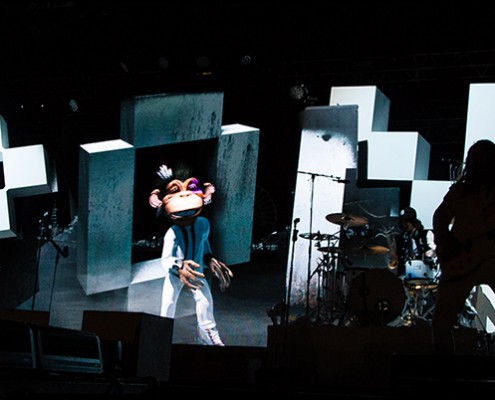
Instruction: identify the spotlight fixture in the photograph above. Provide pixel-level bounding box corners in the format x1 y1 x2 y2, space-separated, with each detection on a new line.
158 56 170 71
289 83 318 105
68 99 79 113
119 61 129 73
239 54 253 68
289 84 309 102
195 55 212 76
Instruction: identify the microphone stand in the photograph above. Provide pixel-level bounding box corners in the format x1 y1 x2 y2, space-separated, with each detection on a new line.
284 218 299 335
31 212 69 312
305 173 316 315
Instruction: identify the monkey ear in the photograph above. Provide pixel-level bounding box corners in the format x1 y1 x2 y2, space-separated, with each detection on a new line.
203 182 215 205
156 164 173 181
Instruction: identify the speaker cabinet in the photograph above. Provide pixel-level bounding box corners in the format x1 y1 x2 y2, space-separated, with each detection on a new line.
34 325 104 375
0 319 36 370
0 309 50 326
82 311 173 382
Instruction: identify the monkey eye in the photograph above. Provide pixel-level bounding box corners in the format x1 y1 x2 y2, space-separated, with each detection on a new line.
187 178 202 193
166 185 180 194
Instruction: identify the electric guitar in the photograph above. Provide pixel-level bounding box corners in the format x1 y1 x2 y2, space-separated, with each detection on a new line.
437 232 495 281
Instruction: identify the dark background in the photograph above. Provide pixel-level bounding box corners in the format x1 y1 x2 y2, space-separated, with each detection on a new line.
1 2 493 235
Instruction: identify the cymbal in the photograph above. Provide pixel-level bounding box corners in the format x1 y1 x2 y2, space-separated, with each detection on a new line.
299 232 336 241
316 246 343 254
367 245 390 255
325 213 369 228
351 244 390 256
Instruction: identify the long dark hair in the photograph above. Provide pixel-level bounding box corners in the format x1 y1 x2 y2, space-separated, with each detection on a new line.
461 139 495 194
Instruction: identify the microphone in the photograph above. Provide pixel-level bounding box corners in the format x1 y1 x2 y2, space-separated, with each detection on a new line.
441 158 463 166
337 179 350 184
292 218 300 242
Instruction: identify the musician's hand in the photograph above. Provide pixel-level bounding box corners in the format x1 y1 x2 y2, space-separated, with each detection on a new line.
178 260 205 290
149 192 163 209
208 257 233 291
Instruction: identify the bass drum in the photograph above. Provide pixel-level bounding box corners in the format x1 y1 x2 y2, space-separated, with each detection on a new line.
347 269 406 326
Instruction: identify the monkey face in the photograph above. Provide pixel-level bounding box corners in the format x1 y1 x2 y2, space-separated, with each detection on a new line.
162 177 204 226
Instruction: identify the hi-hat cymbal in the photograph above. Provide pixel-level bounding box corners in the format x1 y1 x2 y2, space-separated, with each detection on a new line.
299 232 336 241
325 213 369 228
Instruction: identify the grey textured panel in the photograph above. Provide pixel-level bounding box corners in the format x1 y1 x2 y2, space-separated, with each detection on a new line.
211 124 259 266
77 140 135 295
120 92 223 148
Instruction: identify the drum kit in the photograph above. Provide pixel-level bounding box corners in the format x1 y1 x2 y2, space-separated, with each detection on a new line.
296 212 440 327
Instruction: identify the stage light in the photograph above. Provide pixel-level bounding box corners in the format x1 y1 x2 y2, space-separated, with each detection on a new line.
158 56 170 71
289 84 309 101
119 61 129 73
195 55 212 76
68 99 79 113
240 54 253 68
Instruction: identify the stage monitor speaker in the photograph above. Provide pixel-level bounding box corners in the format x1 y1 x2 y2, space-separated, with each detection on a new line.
390 353 495 393
34 325 104 375
82 310 173 382
0 309 50 326
0 319 36 370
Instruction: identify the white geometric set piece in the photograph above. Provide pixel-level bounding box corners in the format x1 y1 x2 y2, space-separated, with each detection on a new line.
329 83 495 229
0 115 57 239
330 86 434 227
330 85 430 182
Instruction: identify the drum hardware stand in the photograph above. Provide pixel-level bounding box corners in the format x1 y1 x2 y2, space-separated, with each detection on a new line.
299 171 350 316
311 247 346 326
310 252 331 325
388 279 437 327
300 171 317 316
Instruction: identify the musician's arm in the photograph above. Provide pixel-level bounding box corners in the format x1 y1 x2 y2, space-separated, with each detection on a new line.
433 187 460 261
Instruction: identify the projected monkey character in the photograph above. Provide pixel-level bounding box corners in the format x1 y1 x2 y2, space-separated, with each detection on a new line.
149 163 233 346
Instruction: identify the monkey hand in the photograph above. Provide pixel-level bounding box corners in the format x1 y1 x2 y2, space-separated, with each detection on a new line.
202 183 216 205
208 258 233 292
178 260 205 290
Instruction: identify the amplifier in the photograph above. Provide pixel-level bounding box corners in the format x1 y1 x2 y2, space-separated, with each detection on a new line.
34 325 104 375
0 319 36 370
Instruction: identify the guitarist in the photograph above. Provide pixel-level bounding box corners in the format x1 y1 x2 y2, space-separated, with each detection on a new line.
432 139 495 354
